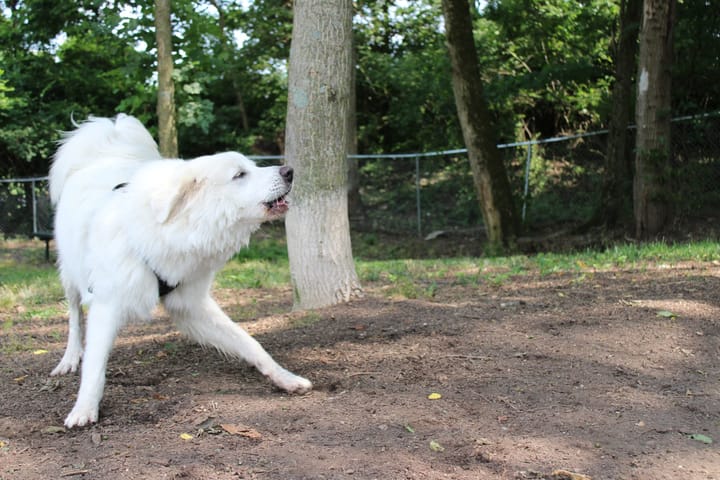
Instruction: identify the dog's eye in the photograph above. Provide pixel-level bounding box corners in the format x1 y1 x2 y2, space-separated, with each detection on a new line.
233 171 247 180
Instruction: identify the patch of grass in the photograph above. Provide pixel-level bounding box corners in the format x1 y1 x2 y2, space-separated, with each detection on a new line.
0 263 63 313
233 237 289 263
355 240 720 297
216 259 290 289
220 234 291 289
528 240 720 275
3 237 720 324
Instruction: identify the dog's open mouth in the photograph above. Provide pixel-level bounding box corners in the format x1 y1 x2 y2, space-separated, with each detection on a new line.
264 193 290 216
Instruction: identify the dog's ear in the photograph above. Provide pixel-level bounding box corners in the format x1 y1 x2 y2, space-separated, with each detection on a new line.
150 176 203 224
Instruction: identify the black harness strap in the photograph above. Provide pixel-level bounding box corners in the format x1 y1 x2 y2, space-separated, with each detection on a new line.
157 275 178 297
112 181 177 297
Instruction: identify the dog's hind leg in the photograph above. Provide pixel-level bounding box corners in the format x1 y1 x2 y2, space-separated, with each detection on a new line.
64 302 121 428
171 297 312 394
51 287 84 376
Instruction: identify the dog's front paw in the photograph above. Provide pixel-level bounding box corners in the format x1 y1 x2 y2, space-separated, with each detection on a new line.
51 357 81 376
64 405 99 429
270 369 312 394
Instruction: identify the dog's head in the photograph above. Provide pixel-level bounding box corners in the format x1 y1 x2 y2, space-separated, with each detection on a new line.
147 153 293 226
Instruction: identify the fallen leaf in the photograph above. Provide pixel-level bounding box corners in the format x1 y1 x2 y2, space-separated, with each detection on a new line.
179 433 193 441
220 424 262 439
656 310 677 319
33 349 48 355
13 375 28 384
427 392 442 400
0 440 8 448
193 415 218 428
688 433 713 444
551 469 592 480
429 440 445 452
404 424 415 433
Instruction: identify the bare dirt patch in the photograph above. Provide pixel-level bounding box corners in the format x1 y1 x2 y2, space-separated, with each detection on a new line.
2 247 720 479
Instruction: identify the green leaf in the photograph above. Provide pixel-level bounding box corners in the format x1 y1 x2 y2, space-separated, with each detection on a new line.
688 433 713 444
656 310 677 319
404 424 415 433
429 440 445 452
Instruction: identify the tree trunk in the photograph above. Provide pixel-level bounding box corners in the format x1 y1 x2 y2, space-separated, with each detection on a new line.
441 0 519 251
634 0 675 239
347 42 365 221
284 0 362 310
155 0 178 158
598 0 641 228
207 0 250 131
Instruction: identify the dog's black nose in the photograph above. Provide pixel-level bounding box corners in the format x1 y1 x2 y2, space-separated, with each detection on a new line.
280 166 294 184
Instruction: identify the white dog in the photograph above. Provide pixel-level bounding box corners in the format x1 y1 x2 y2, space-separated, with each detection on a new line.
49 114 312 428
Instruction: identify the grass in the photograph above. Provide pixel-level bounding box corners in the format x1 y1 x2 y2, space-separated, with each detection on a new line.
0 260 64 316
3 236 720 320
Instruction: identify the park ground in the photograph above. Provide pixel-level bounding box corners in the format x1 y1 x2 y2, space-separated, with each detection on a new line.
1 234 719 480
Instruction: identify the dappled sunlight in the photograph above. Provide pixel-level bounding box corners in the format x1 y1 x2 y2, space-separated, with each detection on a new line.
631 298 720 320
3 238 720 479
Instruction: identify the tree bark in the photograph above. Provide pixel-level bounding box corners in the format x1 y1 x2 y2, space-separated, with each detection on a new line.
441 0 519 251
155 0 178 158
284 0 362 310
634 0 675 238
597 0 641 228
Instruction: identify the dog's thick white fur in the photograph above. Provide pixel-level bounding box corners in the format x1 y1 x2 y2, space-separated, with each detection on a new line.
49 114 311 428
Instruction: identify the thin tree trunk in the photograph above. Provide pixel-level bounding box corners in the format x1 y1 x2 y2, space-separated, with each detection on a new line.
207 0 250 131
441 0 518 251
597 0 641 228
347 42 364 221
285 0 362 310
155 0 178 158
634 0 675 238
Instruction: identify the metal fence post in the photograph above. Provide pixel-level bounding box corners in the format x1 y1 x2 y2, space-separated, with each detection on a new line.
31 179 38 233
522 143 532 222
415 155 422 238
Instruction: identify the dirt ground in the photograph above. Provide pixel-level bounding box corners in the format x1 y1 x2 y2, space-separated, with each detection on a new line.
2 244 720 479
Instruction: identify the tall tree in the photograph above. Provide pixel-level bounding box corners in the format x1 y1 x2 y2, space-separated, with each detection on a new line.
284 0 362 310
634 0 676 238
155 0 178 157
347 43 364 221
597 0 642 227
441 0 519 250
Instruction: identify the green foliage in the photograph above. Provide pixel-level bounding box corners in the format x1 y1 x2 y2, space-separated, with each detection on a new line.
355 0 461 153
0 0 717 244
480 0 617 137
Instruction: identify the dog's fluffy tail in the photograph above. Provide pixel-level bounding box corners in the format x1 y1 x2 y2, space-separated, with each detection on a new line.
50 114 162 205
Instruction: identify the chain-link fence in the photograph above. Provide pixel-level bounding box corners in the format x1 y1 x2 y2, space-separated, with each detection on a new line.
353 112 720 237
0 176 52 236
2 112 718 244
